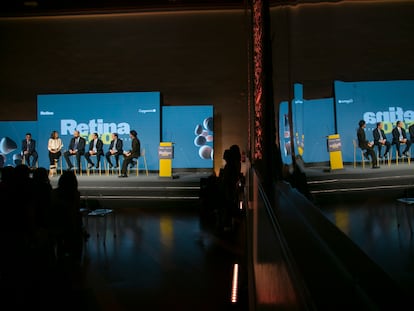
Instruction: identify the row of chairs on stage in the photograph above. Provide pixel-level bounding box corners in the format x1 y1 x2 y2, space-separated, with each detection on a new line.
49 148 148 177
353 139 411 168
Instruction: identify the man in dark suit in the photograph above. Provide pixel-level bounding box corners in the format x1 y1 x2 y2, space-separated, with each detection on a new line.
21 132 38 168
63 130 86 171
357 120 379 169
119 130 141 178
85 132 104 169
409 123 414 144
105 132 123 168
391 120 411 158
373 121 391 159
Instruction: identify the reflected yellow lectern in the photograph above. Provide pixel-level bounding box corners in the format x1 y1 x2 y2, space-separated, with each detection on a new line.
159 142 174 177
327 134 343 170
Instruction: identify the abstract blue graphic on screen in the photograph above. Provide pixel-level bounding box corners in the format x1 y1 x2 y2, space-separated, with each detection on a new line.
162 106 213 169
0 121 37 167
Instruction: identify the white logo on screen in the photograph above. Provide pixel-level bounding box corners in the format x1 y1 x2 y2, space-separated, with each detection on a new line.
338 99 354 104
363 107 414 125
61 119 131 135
138 109 156 114
40 111 54 116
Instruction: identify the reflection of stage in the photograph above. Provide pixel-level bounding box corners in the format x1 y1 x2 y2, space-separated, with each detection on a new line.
303 162 414 203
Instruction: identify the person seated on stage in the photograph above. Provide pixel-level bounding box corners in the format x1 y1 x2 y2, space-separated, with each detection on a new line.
357 120 379 169
119 130 141 178
105 133 123 168
63 130 86 171
21 132 38 168
85 132 104 169
409 123 414 144
391 120 412 158
48 130 63 174
373 121 391 159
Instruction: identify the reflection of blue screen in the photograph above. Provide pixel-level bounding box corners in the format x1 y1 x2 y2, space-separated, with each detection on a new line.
278 81 414 165
297 98 335 163
279 101 292 165
162 106 213 169
280 92 335 164
335 80 414 162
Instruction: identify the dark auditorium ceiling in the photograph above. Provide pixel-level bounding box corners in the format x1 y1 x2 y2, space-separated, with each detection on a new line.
0 0 348 17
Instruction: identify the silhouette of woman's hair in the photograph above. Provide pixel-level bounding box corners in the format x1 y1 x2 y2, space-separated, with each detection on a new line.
58 170 78 194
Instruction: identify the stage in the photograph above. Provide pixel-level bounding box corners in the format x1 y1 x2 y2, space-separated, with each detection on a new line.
47 161 414 205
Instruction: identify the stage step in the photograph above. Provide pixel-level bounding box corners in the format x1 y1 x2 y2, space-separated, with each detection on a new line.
49 172 208 202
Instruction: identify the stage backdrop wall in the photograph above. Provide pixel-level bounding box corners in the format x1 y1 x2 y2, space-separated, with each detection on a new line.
0 92 215 170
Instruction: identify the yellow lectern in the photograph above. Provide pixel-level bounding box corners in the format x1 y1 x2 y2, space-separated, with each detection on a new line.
159 142 173 177
327 134 343 170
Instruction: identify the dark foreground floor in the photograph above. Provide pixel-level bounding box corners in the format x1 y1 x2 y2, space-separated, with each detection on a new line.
0 199 247 311
318 196 414 299
2 166 414 310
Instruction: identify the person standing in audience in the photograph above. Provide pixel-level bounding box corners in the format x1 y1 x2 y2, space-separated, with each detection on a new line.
106 132 123 168
373 122 391 159
48 130 63 174
21 132 38 168
391 120 411 158
85 132 104 169
63 130 86 171
357 120 379 169
119 130 140 178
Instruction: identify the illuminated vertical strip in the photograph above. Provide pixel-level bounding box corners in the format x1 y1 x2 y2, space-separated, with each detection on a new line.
252 0 264 161
231 263 239 303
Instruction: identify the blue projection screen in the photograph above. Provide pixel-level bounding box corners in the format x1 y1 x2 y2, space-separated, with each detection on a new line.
335 80 414 163
1 93 215 170
36 92 161 170
162 106 213 169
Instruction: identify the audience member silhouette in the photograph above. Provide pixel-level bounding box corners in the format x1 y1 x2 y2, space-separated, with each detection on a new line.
229 144 242 174
217 145 242 231
0 165 38 305
0 167 86 308
50 170 83 265
32 167 53 228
